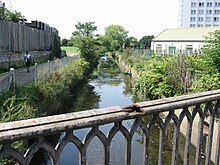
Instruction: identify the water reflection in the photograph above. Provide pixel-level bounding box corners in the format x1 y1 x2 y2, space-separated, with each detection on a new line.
39 59 187 165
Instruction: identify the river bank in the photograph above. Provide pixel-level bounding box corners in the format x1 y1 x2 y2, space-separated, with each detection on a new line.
116 55 216 164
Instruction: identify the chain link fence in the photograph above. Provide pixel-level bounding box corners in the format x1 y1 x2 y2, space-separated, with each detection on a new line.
0 56 79 93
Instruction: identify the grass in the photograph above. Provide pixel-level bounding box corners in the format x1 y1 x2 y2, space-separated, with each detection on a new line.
61 46 79 56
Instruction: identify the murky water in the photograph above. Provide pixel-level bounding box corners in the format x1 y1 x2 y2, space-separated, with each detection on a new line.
59 73 136 165
31 60 195 165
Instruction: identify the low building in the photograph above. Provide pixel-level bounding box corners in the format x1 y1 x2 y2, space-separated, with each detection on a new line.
151 27 220 54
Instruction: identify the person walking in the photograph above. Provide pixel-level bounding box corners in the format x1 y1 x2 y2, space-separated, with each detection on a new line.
24 51 32 73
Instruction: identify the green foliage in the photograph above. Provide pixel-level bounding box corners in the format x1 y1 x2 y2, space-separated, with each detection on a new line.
0 91 36 122
71 22 101 67
61 38 69 46
138 35 154 49
0 2 26 23
124 36 139 49
122 51 219 100
203 30 220 71
61 46 79 56
134 55 175 99
101 25 128 52
191 73 220 92
0 2 6 20
120 48 143 67
29 58 89 115
5 10 25 23
0 58 89 121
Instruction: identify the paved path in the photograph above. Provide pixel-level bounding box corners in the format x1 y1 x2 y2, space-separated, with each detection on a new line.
0 55 79 92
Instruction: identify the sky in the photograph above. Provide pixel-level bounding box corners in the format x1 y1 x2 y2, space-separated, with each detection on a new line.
2 0 179 40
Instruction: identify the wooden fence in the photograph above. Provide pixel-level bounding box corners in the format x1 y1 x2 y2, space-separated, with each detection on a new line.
0 20 59 53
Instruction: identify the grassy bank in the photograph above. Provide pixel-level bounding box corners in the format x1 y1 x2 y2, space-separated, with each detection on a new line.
61 46 79 56
0 58 89 123
118 49 220 100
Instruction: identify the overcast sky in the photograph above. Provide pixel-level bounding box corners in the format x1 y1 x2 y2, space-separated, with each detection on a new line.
3 0 179 39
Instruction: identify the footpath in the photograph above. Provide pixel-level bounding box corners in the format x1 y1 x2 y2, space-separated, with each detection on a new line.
0 55 79 93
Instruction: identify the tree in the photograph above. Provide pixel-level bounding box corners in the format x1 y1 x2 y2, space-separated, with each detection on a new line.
71 22 101 68
101 25 128 52
0 2 26 24
202 30 220 71
0 2 5 20
138 35 154 49
124 36 139 49
5 10 25 23
61 38 69 46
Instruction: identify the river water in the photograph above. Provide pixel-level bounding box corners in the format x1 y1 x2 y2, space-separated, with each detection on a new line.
32 60 191 164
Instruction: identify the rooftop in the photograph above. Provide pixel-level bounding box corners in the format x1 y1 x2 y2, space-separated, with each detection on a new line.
153 27 220 41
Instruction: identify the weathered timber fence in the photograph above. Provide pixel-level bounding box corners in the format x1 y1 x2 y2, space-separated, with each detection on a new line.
0 89 219 164
0 21 58 53
0 21 60 69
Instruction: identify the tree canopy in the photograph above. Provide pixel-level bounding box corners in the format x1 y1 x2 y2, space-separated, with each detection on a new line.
0 3 25 23
71 22 103 68
202 30 220 71
138 35 154 49
101 25 128 52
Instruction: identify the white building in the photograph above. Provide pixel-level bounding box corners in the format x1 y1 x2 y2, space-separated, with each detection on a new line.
179 0 220 28
151 27 220 54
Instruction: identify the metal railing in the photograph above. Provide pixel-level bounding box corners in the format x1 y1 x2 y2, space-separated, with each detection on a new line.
0 89 219 164
0 56 79 92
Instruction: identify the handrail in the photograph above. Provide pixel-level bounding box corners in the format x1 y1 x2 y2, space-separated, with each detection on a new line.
0 89 219 164
0 90 219 141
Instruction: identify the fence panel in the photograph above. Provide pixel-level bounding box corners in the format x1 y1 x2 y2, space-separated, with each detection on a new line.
0 21 58 53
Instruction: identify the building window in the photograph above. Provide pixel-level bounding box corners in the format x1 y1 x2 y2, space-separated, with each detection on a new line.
156 45 162 54
190 24 196 27
206 17 211 22
186 45 193 54
191 10 196 14
198 24 203 27
199 2 204 7
190 17 196 22
198 17 204 22
214 17 220 22
206 24 211 27
215 2 220 7
198 10 204 14
207 2 212 7
213 24 219 26
191 2 197 7
215 10 220 14
207 10 212 14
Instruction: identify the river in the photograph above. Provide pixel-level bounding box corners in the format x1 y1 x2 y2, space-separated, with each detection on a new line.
31 59 195 165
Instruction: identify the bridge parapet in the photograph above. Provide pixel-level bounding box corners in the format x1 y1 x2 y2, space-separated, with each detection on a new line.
0 90 220 164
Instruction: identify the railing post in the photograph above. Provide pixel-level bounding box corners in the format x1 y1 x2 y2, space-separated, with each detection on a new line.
35 63 38 84
9 68 16 90
48 60 50 76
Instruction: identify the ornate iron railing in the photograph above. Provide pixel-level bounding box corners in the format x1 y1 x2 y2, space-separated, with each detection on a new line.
0 90 220 165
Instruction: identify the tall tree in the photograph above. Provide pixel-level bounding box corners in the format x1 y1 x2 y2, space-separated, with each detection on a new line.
61 38 69 46
202 30 220 71
124 36 139 49
138 35 154 49
101 25 128 52
71 22 101 67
